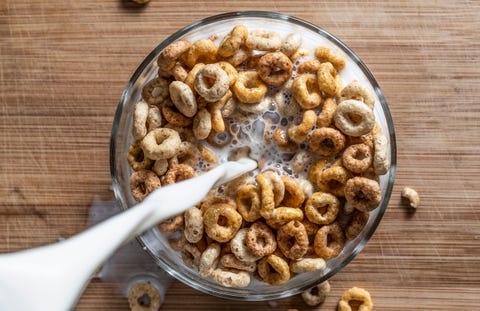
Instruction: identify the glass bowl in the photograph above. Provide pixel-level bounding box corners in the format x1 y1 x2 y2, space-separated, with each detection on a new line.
110 11 396 301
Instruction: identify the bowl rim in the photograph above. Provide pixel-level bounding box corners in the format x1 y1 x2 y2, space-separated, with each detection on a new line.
110 10 397 301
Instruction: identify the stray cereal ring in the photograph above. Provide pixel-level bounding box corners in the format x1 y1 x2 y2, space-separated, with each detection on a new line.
297 59 322 74
345 210 369 240
266 207 304 230
277 220 309 260
194 64 230 102
401 186 420 209
212 268 250 288
317 62 342 97
258 52 293 86
334 99 375 137
215 61 239 87
233 71 268 104
128 282 162 311
279 33 302 57
184 207 204 243
245 30 282 51
289 257 326 274
169 81 198 117
344 177 381 212
204 203 242 243
257 254 290 285
161 105 192 127
199 243 221 277
373 133 390 175
305 192 340 225
338 287 373 311
142 77 170 105
183 39 217 68
337 80 375 109
342 143 373 174
159 214 184 233
192 108 212 140
316 98 337 127
220 254 257 272
157 39 191 72
314 46 345 70
246 221 277 257
317 166 350 197
161 164 195 185
308 127 346 157
301 281 331 306
230 228 262 262
130 169 161 201
218 25 248 57
287 110 317 143
292 74 322 109
280 176 305 208
313 222 345 258
127 142 153 171
181 242 201 268
236 184 262 222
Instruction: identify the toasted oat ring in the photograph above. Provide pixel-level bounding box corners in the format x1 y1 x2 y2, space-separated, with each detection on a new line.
130 169 161 201
215 61 239 87
301 281 331 306
317 166 350 197
297 59 322 74
197 143 217 164
305 192 340 225
266 207 304 230
198 243 221 277
373 133 389 175
218 25 248 57
161 105 192 127
230 228 262 262
171 63 188 81
316 97 337 127
334 99 375 137
344 177 381 212
314 46 346 70
317 62 342 97
220 254 257 272
272 128 297 152
175 141 200 167
338 287 373 311
256 171 285 215
159 214 184 233
184 207 204 243
287 109 317 144
200 194 235 214
181 242 201 268
169 81 197 117
308 159 329 185
279 33 302 57
184 63 205 92
127 282 162 311
224 47 251 67
194 64 230 102
132 101 149 140
277 220 309 260
236 184 262 222
257 254 290 285
290 257 326 274
342 143 373 173
152 159 168 176
183 39 217 68
233 71 268 104
308 127 346 157
338 80 375 109
161 164 195 185
291 150 312 176
257 52 293 86
203 203 242 243
313 222 345 258
142 77 170 105
127 142 153 171
292 74 322 109
274 89 302 117
192 108 212 140
245 221 277 257
207 130 232 148
212 268 251 288
346 210 370 240
280 176 305 208
210 90 232 133
245 30 282 51
140 128 181 161
290 47 310 63
157 39 191 72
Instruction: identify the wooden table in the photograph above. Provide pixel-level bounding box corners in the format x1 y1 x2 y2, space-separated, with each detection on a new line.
1 1 479 310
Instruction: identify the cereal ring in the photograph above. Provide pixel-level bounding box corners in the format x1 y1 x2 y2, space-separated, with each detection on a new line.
236 184 262 222
308 159 328 185
128 282 162 311
314 46 345 70
316 97 337 127
174 141 200 167
130 169 161 201
280 33 302 57
212 268 250 288
220 254 257 272
204 204 242 243
292 74 322 109
221 96 237 117
280 176 305 208
266 207 304 230
161 105 192 127
245 30 282 51
290 47 310 63
218 25 248 57
301 281 330 306
297 59 322 74
258 52 293 86
181 242 201 268
184 63 205 92
290 257 326 274
194 64 230 102
170 63 188 82
245 221 276 257
342 143 373 174
230 228 262 262
200 194 235 214
246 53 264 69
169 81 197 117
224 47 251 67
199 243 221 277
338 287 373 311
305 192 340 225
197 143 217 164
132 101 149 140
373 133 390 175
317 62 342 97
277 220 309 260
287 110 317 143
142 77 170 105
258 171 285 211
184 207 204 243
127 142 153 171
272 128 297 152
337 80 375 109
401 186 420 209
344 177 381 212
158 215 184 233
157 39 191 71
215 61 239 87
274 89 302 117
313 222 345 258
345 210 370 240
183 39 217 68
237 95 271 114
161 164 195 185
233 71 268 104
308 127 346 157
291 150 312 176
207 130 232 148
317 166 350 197
257 254 290 285
225 174 251 198
334 99 375 137
210 90 232 133
192 108 212 140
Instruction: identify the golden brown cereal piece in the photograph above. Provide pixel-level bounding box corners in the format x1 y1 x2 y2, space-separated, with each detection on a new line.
245 221 277 257
245 53 264 69
236 184 262 222
225 174 251 198
262 170 285 206
237 95 271 114
183 39 218 68
215 61 239 87
347 131 374 150
290 257 326 274
127 142 154 171
199 243 221 277
204 203 242 243
291 150 313 176
337 80 375 109
233 71 268 104
184 207 204 243
258 52 293 86
184 63 205 92
192 108 212 140
305 192 341 225
194 64 230 102
230 228 262 262
280 176 305 208
142 77 170 105
338 287 373 311
297 59 322 74
313 222 345 258
300 217 319 236
197 143 217 164
373 133 390 175
210 91 232 133
245 29 282 51
200 194 235 214
174 141 200 167
128 282 161 311
181 242 202 268
161 163 194 185
301 281 330 306
133 101 149 140
220 254 257 272
342 143 373 174
344 177 381 212
161 105 192 127
317 166 350 197
287 110 317 144
274 89 302 117
130 169 161 201
157 39 191 71
277 220 309 260
221 96 237 117
224 47 251 67
314 46 345 70
292 74 322 109
171 63 188 82
169 81 198 117
279 33 302 57
290 47 310 63
308 159 329 185
255 173 276 219
308 127 346 157
401 186 420 208
158 214 184 233
218 25 248 58
345 210 370 240
207 130 232 149
334 99 375 137
316 98 337 127
272 128 297 152
257 254 290 285
317 62 342 97
212 268 250 288
266 207 304 230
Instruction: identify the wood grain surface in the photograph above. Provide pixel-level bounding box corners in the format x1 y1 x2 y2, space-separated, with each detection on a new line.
1 0 479 310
